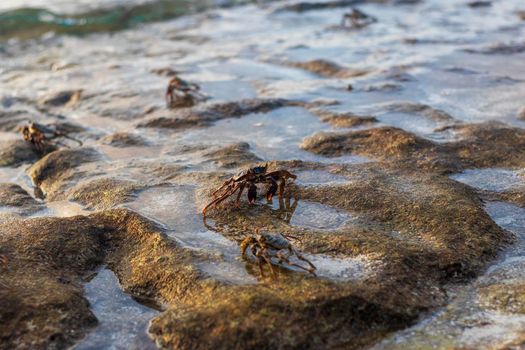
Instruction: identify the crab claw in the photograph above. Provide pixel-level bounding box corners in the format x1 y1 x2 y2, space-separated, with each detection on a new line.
248 183 257 204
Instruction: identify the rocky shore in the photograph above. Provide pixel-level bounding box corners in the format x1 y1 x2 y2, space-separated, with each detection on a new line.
1 0 525 349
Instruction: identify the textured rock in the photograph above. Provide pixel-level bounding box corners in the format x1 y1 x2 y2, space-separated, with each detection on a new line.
27 148 101 199
138 99 296 130
0 140 41 167
283 59 369 78
301 122 525 173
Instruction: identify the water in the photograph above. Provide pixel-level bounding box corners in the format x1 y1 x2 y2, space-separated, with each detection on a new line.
75 268 159 350
451 168 525 193
1 0 525 348
0 0 271 40
288 200 353 230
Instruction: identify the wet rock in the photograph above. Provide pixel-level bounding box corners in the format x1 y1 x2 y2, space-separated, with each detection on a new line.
465 42 525 55
91 209 203 304
340 8 377 29
450 122 525 169
283 59 368 79
0 208 204 349
150 67 179 77
308 108 378 128
0 215 105 349
0 140 41 167
0 183 42 213
479 283 525 314
150 280 415 350
40 90 82 107
203 142 262 169
468 1 492 8
138 98 296 130
188 162 508 349
0 110 31 131
27 148 101 199
67 178 140 210
273 0 418 13
100 132 148 147
300 127 449 170
362 83 402 92
384 101 455 122
301 122 525 173
273 0 366 13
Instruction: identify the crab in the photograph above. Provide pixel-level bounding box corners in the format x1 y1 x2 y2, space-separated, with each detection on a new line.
19 121 82 153
240 230 317 279
341 8 377 28
202 164 297 216
165 76 206 109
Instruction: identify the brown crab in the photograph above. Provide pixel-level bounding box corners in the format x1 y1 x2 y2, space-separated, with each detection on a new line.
341 8 377 28
241 230 317 279
19 121 82 153
165 76 206 109
202 164 297 216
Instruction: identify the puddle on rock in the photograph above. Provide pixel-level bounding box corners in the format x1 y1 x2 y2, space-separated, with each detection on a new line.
451 168 525 193
306 254 379 281
285 201 353 231
126 185 257 284
31 200 92 218
295 170 348 186
75 268 158 350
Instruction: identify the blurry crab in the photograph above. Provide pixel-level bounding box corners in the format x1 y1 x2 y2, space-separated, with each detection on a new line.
240 230 316 279
19 121 82 153
341 8 377 29
165 76 206 109
202 164 297 216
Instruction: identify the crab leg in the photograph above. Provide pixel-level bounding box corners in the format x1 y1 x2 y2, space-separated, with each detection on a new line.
259 250 277 279
202 182 242 215
275 250 313 275
212 178 236 198
293 249 317 275
56 133 83 146
235 182 246 207
278 178 286 197
266 178 277 201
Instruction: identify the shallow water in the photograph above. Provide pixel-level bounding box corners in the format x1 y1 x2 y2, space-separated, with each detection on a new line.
288 200 353 230
75 268 159 350
1 0 525 347
451 168 525 193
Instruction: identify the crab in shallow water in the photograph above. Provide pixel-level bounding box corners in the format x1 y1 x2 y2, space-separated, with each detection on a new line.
202 164 297 216
341 8 377 28
165 76 206 109
240 230 316 279
19 121 82 153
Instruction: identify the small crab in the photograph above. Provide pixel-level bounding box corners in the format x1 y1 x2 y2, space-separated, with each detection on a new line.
165 76 206 109
202 164 297 216
240 230 317 279
341 8 377 28
19 121 82 153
